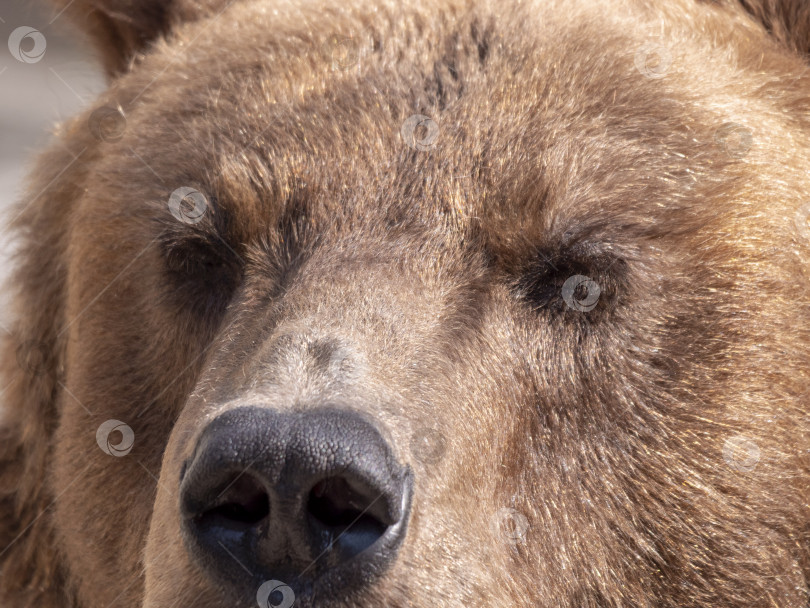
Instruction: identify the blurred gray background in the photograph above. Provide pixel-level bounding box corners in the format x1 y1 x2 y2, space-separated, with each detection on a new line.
0 1 105 329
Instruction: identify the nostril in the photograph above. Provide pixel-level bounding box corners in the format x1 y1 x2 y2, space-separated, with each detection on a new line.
196 473 270 529
307 477 380 527
307 477 389 556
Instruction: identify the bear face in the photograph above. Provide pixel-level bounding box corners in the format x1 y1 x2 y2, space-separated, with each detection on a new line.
2 0 810 606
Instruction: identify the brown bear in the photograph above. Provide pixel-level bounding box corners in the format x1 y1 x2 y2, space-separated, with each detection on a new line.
2 0 810 606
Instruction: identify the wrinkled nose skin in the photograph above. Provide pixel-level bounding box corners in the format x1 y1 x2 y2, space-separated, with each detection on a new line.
180 407 413 604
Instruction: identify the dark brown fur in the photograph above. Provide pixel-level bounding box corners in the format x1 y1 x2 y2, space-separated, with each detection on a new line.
2 0 810 606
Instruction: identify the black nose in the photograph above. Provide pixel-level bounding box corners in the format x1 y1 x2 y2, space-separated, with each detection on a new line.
180 407 412 602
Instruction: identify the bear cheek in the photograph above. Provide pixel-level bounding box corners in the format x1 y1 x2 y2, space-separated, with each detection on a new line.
47 225 213 607
50 398 155 607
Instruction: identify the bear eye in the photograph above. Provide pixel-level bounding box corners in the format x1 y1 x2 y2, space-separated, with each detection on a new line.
159 226 243 318
516 244 625 316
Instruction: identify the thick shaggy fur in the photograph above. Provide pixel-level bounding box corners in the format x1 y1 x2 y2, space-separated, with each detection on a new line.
2 0 810 606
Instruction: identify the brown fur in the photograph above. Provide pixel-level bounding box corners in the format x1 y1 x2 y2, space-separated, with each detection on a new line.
2 0 810 606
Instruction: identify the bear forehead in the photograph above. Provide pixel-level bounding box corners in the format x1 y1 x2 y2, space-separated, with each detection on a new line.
83 0 744 264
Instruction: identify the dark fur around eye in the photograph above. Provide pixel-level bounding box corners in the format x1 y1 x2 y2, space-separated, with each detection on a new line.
516 244 626 317
160 230 243 319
